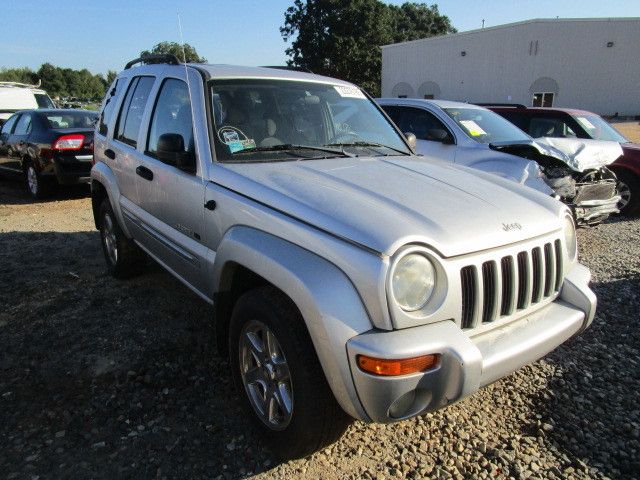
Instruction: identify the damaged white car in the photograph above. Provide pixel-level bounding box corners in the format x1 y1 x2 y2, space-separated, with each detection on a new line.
378 99 621 225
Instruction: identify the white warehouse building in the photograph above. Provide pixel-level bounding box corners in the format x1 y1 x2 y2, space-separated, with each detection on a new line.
381 18 640 116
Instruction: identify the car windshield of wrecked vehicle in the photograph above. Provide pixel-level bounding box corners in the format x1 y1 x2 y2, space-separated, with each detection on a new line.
444 107 532 144
210 79 411 162
572 114 629 143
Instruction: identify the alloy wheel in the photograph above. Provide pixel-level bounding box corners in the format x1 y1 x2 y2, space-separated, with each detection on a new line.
101 212 118 265
239 320 293 430
618 180 631 211
27 166 38 196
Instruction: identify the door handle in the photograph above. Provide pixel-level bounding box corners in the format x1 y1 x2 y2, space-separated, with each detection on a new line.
136 165 154 181
104 149 116 160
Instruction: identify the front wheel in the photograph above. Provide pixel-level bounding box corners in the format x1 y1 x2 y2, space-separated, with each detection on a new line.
229 286 351 459
99 199 146 278
616 170 639 217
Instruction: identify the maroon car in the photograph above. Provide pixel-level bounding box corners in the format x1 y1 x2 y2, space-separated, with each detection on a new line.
485 105 640 217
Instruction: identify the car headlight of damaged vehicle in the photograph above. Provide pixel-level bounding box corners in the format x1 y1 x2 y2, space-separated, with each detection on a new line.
391 253 437 311
563 215 578 261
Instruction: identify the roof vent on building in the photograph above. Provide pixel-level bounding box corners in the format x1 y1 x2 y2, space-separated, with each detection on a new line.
461 51 467 57
606 41 615 48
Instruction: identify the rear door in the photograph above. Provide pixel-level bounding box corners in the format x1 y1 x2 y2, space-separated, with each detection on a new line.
109 76 156 210
133 75 208 294
5 113 33 172
0 114 19 171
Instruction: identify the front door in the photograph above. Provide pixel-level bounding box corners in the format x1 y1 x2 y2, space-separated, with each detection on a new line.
0 114 20 171
3 113 32 172
133 77 208 295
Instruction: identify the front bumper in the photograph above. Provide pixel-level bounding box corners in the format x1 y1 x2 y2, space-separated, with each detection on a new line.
346 263 596 423
574 195 621 224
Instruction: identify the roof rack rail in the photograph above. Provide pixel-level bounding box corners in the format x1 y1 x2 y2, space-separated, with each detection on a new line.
261 65 313 74
125 54 181 70
0 80 42 89
475 103 526 109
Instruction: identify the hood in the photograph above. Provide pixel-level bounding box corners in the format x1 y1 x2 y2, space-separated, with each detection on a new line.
216 156 563 257
488 139 566 161
536 137 623 172
622 142 640 155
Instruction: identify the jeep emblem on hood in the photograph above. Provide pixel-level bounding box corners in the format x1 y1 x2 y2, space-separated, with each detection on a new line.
502 222 522 231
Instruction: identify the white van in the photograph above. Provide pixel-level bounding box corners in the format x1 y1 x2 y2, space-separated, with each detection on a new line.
0 82 55 124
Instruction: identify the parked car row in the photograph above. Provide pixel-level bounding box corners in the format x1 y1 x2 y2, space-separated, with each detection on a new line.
85 57 596 459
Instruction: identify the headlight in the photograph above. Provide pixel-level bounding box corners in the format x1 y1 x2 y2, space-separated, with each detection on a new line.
391 253 436 311
563 216 577 261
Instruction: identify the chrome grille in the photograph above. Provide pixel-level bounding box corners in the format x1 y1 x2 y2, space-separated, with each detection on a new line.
460 240 563 330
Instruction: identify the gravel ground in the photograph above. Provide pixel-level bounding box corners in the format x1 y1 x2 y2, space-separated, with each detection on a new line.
1 176 639 480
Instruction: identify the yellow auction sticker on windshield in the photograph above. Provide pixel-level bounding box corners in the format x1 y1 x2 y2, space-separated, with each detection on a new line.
334 85 366 99
460 120 486 136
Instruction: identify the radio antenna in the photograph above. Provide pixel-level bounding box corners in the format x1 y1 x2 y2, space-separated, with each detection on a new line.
176 11 200 172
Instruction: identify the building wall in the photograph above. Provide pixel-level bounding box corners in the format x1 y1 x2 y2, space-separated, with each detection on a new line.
381 18 640 115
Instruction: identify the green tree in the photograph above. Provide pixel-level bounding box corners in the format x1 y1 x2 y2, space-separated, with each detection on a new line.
281 1 455 95
0 67 39 85
140 41 207 63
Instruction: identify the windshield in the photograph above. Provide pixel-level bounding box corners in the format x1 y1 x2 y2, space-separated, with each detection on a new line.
40 111 98 129
443 107 531 144
209 79 410 162
34 93 55 109
572 114 628 143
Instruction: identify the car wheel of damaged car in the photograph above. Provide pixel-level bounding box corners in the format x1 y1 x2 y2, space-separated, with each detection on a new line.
229 286 350 459
99 199 146 278
615 170 639 217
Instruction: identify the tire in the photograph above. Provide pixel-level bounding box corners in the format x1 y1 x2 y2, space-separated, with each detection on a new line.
24 160 52 199
616 169 640 217
229 286 351 459
98 199 146 278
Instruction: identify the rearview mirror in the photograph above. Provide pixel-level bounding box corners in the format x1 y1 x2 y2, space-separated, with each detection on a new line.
157 133 196 172
404 132 417 151
427 129 453 144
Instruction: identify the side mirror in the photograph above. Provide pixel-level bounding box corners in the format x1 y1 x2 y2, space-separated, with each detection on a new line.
427 128 453 144
157 133 196 172
404 132 417 151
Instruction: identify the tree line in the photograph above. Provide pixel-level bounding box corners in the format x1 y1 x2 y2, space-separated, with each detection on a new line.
0 64 117 101
0 1 454 100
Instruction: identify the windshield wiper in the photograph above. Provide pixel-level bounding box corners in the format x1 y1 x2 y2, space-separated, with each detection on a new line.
231 143 354 157
325 141 409 156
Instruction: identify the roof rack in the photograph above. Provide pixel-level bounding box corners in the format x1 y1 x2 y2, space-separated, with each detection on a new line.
475 103 526 109
0 80 42 89
261 65 313 74
124 54 181 70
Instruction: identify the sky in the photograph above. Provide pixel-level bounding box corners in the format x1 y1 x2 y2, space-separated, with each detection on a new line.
0 0 639 75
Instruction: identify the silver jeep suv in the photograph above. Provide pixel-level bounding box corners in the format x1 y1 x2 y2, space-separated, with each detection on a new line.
91 55 596 458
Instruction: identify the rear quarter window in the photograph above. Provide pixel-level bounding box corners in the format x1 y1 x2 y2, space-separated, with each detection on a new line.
98 78 123 136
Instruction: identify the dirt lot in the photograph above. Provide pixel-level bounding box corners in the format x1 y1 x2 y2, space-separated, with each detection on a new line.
612 120 640 143
1 176 639 480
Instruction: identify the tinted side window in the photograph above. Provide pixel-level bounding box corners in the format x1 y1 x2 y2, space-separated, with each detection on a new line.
395 107 449 141
498 111 531 132
528 116 577 139
147 79 194 162
115 76 155 147
14 114 32 135
98 78 122 136
1 114 19 134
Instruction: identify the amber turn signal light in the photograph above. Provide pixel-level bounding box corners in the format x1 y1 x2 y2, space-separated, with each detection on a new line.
356 354 439 376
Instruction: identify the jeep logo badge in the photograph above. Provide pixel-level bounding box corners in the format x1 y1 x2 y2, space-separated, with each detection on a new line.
502 222 522 231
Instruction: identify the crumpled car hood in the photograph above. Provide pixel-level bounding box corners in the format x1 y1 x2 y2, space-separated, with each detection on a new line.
217 156 563 257
536 137 623 172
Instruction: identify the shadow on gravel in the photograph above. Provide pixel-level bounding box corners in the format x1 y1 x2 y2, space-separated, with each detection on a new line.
0 231 280 479
0 176 90 205
523 274 640 479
